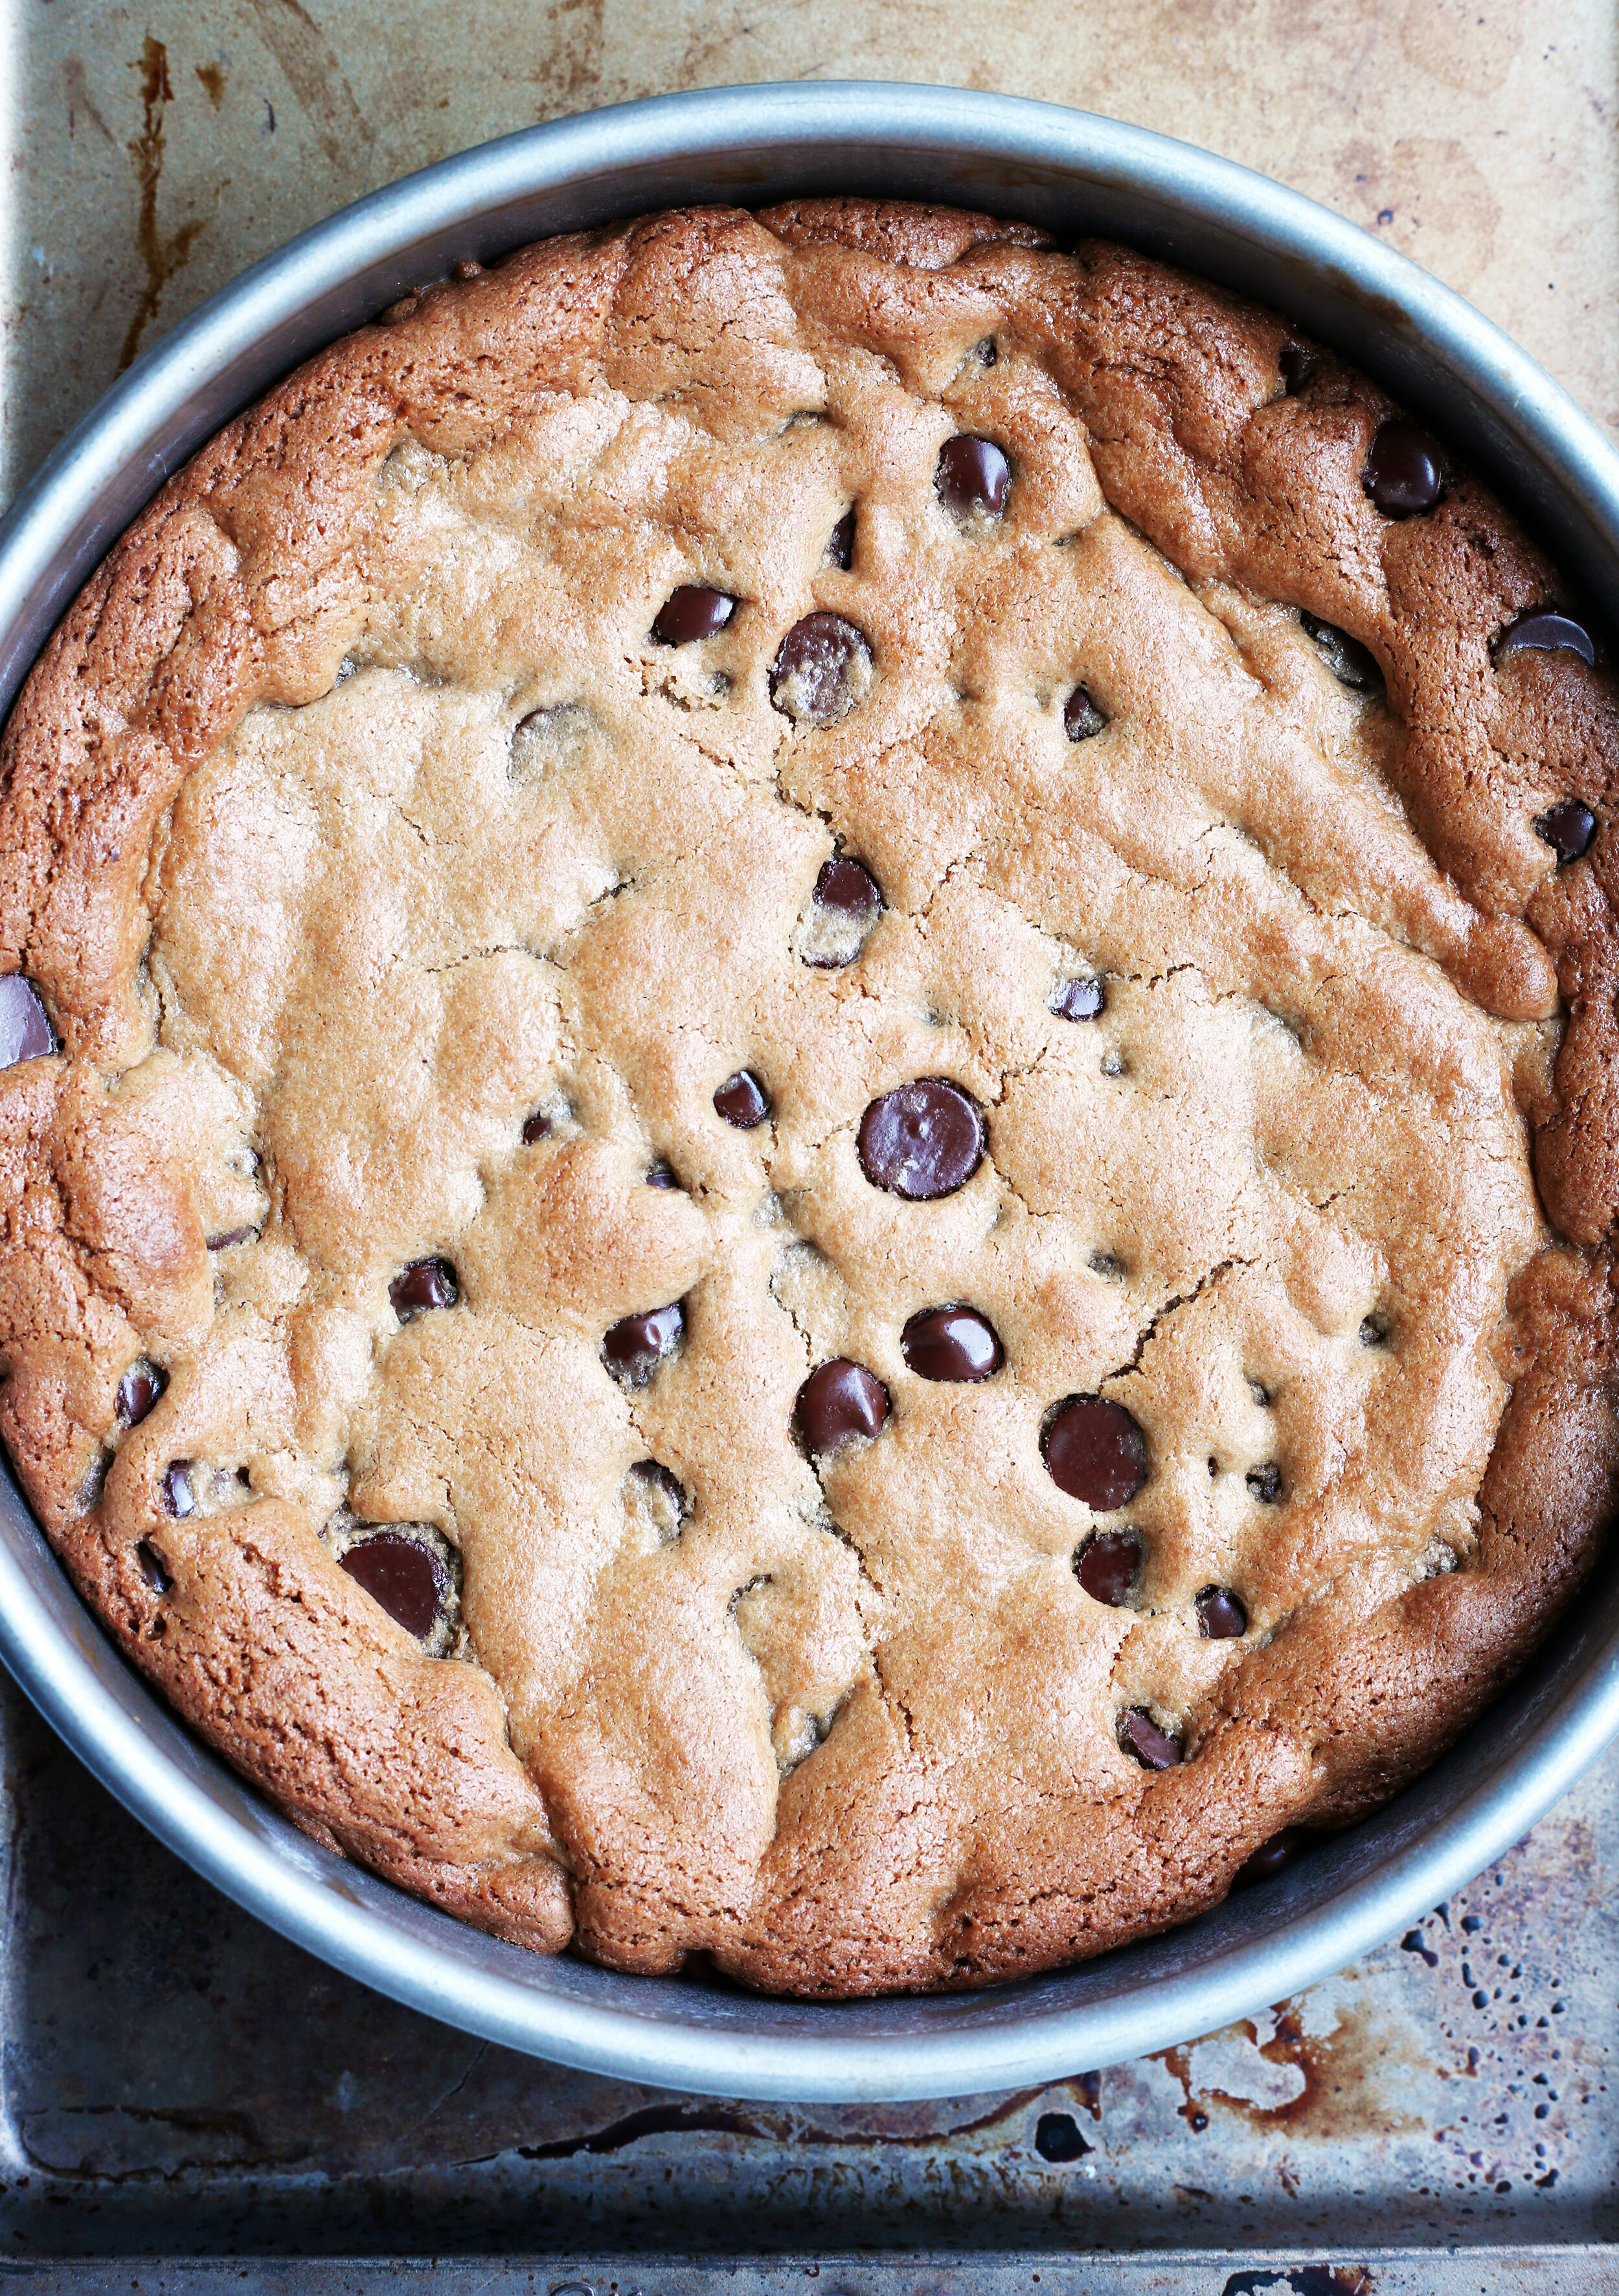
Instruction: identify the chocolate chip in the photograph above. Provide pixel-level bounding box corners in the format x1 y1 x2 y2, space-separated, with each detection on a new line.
1118 1707 1182 1771
1247 1462 1284 1504
390 1257 459 1320
651 585 736 645
1279 344 1317 394
602 1301 685 1387
1359 1312 1389 1347
1497 607 1596 666
339 1531 446 1639
1535 799 1598 864
826 509 855 569
646 1161 678 1189
161 1461 196 1518
901 1304 1002 1382
521 1110 551 1145
1074 1528 1140 1607
1063 685 1107 741
0 975 56 1069
117 1360 168 1428
800 855 883 969
135 1537 172 1593
1234 1825 1310 1887
1301 612 1383 693
1196 1584 1248 1639
714 1069 771 1129
1034 2111 1090 2163
207 1226 256 1250
858 1078 984 1200
1362 418 1443 517
795 1358 890 1456
818 855 880 920
1088 1250 1126 1280
936 434 1011 518
770 611 874 725
1043 1396 1148 1511
1051 974 1105 1022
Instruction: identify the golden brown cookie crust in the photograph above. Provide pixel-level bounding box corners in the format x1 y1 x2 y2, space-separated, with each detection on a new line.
0 198 1614 1995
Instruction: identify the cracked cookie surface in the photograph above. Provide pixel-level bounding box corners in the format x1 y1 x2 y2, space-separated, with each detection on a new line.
0 199 1616 1996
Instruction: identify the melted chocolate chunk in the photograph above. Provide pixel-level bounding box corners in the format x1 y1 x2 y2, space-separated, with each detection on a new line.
714 1069 771 1129
936 434 1011 517
0 975 56 1069
795 1358 890 1456
1043 1396 1148 1511
770 611 874 725
827 509 855 569
207 1226 256 1250
818 855 881 923
1362 418 1443 517
1234 1825 1311 1887
1074 1528 1140 1607
800 855 882 969
1247 1462 1284 1505
162 1461 196 1518
1301 612 1383 693
1118 1707 1183 1771
901 1304 1002 1382
651 585 736 645
117 1359 168 1428
1278 343 1317 394
135 1538 172 1594
1051 974 1105 1022
1535 798 1598 864
602 1301 685 1387
857 1078 984 1200
646 1161 678 1189
1196 1584 1248 1639
1497 607 1596 666
390 1257 459 1320
339 1531 446 1639
1063 685 1107 741
521 1110 551 1145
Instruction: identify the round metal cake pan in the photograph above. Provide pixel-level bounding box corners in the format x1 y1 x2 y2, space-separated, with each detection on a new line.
1 83 1618 2105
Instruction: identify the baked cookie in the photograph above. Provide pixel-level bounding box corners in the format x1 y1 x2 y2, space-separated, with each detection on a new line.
0 199 1613 1997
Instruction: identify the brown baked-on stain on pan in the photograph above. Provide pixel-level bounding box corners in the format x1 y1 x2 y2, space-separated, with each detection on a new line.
0 197 1614 1998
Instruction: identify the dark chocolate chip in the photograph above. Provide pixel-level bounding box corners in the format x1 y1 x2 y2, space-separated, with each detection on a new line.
1088 1250 1125 1280
117 1360 168 1428
1497 607 1595 666
795 1358 890 1456
1300 612 1383 693
207 1226 256 1250
1043 1396 1148 1511
826 510 855 570
1234 1825 1310 1887
1278 344 1317 394
521 1110 551 1145
1118 1706 1183 1771
1246 1462 1284 1505
816 855 881 923
901 1304 1002 1382
770 611 874 725
1063 685 1107 741
977 337 998 367
651 585 736 645
1359 1312 1389 1347
339 1531 446 1639
857 1078 985 1200
161 1461 196 1518
936 434 1011 517
646 1161 678 1189
1196 1584 1249 1639
602 1301 685 1387
1034 2111 1090 2163
1362 417 1443 517
390 1257 459 1320
1074 1528 1140 1607
714 1069 771 1129
1051 974 1105 1022
1535 799 1598 864
135 1537 172 1593
0 976 56 1069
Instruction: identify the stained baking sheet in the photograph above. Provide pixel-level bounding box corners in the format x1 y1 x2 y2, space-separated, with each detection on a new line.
2 0 1618 2284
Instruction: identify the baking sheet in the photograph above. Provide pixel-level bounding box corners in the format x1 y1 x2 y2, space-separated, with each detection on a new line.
1 0 1616 2282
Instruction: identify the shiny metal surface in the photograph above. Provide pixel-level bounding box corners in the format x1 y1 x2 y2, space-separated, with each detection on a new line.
1 83 1618 2105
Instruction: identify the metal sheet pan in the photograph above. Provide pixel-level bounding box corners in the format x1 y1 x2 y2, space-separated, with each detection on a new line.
1 84 1618 2110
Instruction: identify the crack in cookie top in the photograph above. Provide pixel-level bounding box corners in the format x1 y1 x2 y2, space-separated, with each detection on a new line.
0 200 1613 1998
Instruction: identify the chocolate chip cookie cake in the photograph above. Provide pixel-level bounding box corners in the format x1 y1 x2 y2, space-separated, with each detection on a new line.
0 197 1614 1998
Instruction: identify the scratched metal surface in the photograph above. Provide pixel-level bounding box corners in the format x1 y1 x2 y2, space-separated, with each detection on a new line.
3 1 1619 2286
